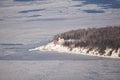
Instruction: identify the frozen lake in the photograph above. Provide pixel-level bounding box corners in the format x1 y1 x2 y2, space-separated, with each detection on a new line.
0 0 120 80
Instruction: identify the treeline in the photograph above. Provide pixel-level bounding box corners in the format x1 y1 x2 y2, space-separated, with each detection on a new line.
53 26 120 52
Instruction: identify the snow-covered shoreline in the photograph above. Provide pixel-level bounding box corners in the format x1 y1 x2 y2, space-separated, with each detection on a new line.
30 41 120 59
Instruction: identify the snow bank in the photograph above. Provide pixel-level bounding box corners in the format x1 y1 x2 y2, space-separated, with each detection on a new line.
30 42 120 59
29 42 70 53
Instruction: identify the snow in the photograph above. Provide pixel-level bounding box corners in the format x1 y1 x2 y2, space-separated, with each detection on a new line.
30 42 70 52
0 0 120 80
30 41 120 59
0 59 120 80
0 0 120 44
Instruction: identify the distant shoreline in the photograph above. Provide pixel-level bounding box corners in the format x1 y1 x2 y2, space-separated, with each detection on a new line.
30 26 120 58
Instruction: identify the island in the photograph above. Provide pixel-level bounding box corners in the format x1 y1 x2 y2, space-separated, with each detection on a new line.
31 26 120 58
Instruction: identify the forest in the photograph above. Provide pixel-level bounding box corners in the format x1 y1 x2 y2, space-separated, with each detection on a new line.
53 26 120 54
